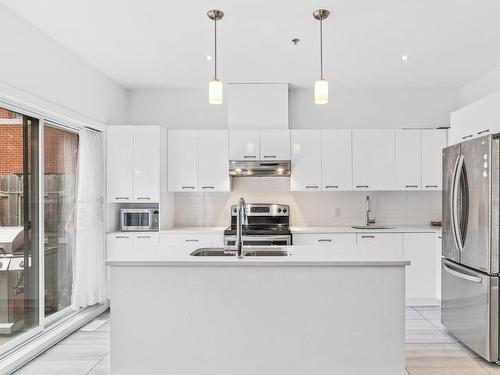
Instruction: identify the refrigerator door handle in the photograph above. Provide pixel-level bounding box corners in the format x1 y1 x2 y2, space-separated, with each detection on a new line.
443 263 482 283
451 155 464 253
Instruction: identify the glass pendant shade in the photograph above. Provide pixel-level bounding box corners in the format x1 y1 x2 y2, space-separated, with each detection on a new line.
314 79 328 104
209 79 223 104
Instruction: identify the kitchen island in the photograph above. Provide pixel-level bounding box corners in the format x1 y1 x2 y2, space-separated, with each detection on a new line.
107 246 409 375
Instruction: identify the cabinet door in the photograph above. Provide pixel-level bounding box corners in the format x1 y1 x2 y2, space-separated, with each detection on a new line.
395 130 421 190
133 126 160 202
107 126 133 202
403 233 438 301
421 129 447 190
321 130 352 191
259 130 290 160
198 131 230 192
167 131 198 192
107 233 134 260
356 233 403 257
161 234 224 248
352 129 395 190
290 130 322 191
229 130 260 160
293 233 356 248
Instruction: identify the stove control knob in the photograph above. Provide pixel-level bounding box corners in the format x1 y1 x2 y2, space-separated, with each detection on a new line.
233 208 237 213
278 208 282 213
283 208 287 213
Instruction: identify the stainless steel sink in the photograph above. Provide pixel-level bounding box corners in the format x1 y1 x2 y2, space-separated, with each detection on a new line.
190 247 291 257
351 225 394 230
190 248 234 256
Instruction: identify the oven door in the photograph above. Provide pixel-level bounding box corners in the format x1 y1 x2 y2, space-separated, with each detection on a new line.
224 235 291 247
121 210 153 231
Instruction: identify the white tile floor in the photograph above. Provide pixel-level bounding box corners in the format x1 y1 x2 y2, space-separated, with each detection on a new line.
13 307 500 374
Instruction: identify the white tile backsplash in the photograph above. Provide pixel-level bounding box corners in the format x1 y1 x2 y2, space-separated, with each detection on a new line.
174 178 442 227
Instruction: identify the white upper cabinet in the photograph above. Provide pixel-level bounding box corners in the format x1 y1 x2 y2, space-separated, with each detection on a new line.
291 130 322 191
107 126 160 203
107 126 134 202
321 130 352 191
227 83 288 129
259 130 290 160
168 131 198 192
421 129 447 190
395 130 421 190
229 130 260 160
133 126 160 202
449 91 500 145
352 129 395 190
198 130 230 192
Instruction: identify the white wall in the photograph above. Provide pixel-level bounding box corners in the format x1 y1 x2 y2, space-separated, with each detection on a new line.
0 4 127 125
128 87 459 129
458 67 500 107
174 178 441 227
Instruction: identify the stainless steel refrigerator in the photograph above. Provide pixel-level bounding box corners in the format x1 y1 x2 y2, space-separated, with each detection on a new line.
442 133 500 362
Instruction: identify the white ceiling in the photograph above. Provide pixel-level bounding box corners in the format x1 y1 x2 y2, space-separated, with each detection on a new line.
2 0 500 90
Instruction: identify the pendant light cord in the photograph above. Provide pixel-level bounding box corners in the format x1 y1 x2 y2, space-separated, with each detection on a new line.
214 18 218 80
320 18 323 80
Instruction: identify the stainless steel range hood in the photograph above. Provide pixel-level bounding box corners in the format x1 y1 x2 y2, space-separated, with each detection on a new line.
229 160 291 177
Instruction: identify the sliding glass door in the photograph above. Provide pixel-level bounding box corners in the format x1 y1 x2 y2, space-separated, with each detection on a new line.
0 107 40 346
43 123 78 318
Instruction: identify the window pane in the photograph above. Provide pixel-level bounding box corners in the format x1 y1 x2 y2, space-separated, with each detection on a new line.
43 124 78 317
0 107 39 345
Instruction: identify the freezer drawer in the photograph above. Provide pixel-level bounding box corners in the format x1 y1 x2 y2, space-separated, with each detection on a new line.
441 259 499 362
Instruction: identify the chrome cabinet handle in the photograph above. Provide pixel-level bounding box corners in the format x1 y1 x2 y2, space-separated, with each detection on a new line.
443 264 482 283
115 236 130 239
137 197 151 200
244 155 257 159
361 235 375 239
136 236 151 239
182 186 195 189
405 185 418 188
185 239 199 242
115 197 129 200
325 185 338 189
356 185 369 188
462 134 474 140
305 186 318 189
263 155 276 159
477 129 490 135
318 239 332 242
202 186 215 190
425 185 438 188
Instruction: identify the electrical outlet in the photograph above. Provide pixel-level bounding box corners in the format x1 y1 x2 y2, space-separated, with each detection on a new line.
334 208 341 217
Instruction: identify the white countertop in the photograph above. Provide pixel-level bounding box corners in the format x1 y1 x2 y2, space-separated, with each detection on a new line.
160 226 226 234
290 225 442 234
106 246 410 267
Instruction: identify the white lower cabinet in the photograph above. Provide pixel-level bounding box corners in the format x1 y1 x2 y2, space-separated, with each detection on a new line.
160 233 223 251
356 233 403 257
107 233 160 260
403 233 439 304
292 233 356 248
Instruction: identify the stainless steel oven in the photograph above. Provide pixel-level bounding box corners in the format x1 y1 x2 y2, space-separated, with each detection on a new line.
223 203 291 246
120 209 159 231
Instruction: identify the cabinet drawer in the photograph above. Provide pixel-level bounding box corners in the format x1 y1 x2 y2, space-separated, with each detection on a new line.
160 233 223 248
293 233 356 248
107 233 160 260
356 233 403 257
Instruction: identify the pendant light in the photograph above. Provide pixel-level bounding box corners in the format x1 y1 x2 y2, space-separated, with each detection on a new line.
313 9 330 104
208 9 224 104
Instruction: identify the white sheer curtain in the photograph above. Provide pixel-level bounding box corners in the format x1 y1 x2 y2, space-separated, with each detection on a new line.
71 128 106 310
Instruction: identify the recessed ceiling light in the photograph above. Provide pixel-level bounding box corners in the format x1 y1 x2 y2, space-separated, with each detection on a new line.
401 55 409 62
206 55 213 61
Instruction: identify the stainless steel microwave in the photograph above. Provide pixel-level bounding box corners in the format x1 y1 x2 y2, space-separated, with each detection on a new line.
120 209 159 231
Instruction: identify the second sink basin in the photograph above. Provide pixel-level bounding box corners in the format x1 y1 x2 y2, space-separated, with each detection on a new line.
351 225 394 230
